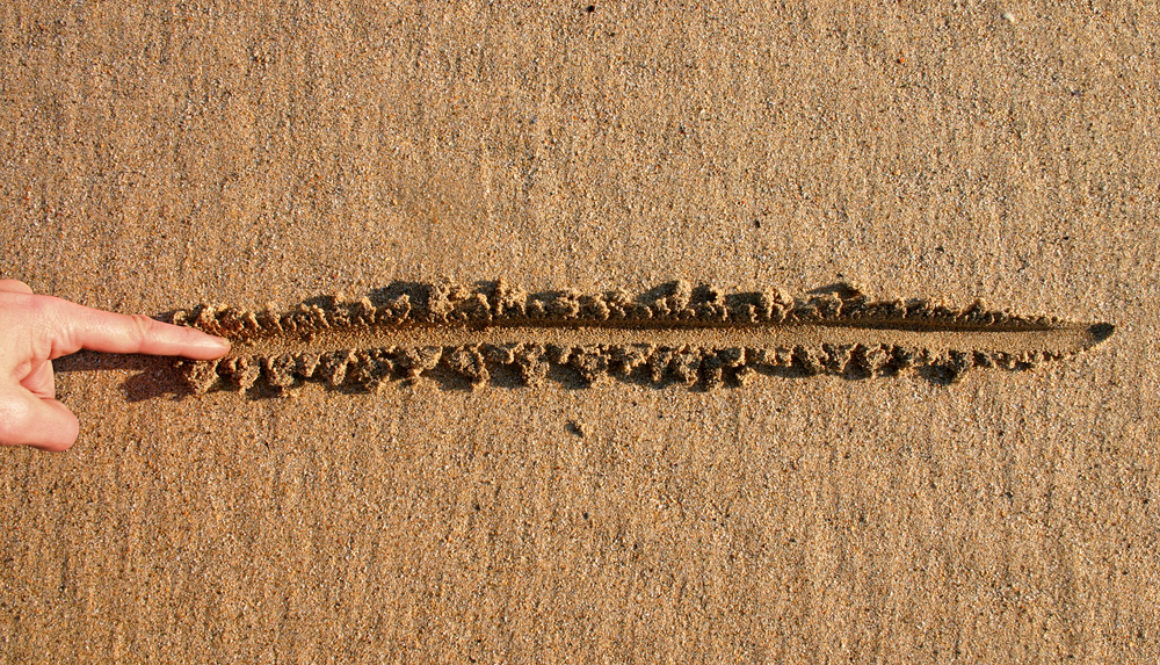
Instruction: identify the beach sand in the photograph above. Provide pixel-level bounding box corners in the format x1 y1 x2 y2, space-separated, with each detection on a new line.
1 2 1157 662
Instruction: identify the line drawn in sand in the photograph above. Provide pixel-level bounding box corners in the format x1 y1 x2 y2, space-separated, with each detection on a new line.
169 280 1114 396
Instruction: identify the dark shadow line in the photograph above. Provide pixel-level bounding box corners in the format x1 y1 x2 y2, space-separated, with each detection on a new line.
55 352 192 403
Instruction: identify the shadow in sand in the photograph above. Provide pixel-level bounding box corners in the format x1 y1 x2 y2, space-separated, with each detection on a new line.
54 352 193 402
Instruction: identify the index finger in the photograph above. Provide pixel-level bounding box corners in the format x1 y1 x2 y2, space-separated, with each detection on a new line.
47 298 231 360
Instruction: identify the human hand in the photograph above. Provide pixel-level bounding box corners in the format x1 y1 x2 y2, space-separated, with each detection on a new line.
0 279 230 451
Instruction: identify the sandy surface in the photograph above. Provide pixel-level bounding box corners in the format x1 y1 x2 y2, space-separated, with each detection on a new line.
1 2 1157 663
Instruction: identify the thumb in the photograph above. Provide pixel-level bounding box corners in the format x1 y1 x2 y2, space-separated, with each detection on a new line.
0 389 80 451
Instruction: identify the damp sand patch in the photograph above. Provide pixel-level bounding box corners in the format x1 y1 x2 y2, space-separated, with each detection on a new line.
169 281 1114 395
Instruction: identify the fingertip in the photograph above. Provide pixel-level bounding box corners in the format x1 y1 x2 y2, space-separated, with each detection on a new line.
34 399 79 452
33 434 77 452
0 279 33 295
0 392 79 451
185 331 231 360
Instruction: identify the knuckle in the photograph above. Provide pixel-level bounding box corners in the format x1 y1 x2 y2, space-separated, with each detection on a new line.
129 314 157 341
18 294 46 314
34 295 68 322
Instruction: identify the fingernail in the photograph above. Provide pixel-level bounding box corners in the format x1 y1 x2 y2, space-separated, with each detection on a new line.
206 335 231 350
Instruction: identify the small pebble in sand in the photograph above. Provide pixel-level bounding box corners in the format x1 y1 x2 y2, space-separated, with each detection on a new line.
566 420 589 437
1000 11 1015 24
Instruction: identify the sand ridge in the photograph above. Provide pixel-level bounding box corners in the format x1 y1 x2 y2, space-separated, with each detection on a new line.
170 280 1114 394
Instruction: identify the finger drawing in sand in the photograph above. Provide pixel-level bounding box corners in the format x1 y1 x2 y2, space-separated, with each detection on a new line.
169 280 1114 396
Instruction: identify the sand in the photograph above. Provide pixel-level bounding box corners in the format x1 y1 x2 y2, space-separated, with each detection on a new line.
1 2 1157 663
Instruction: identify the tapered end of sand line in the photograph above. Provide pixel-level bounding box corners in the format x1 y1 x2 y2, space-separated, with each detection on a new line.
1088 322 1116 344
169 281 1114 395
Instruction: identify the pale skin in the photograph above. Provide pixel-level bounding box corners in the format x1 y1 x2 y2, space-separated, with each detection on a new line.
0 279 230 451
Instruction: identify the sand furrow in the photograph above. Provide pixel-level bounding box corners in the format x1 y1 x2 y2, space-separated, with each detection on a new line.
169 280 1113 394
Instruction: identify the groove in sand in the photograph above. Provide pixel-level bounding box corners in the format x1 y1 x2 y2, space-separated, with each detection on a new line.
169 280 1114 394
235 321 1103 359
